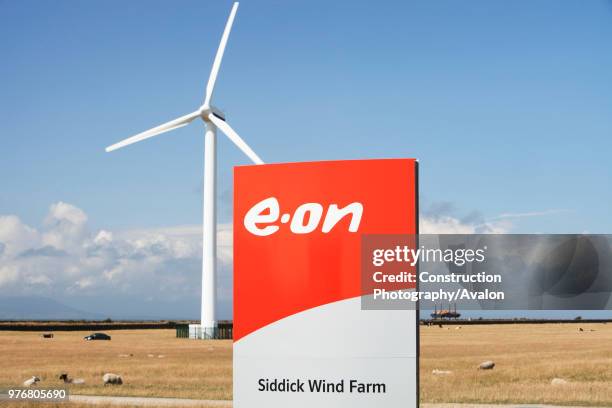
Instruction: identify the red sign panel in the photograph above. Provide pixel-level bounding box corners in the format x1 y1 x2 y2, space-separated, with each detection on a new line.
234 158 417 341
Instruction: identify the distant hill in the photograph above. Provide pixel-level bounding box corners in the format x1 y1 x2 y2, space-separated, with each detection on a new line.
0 296 104 320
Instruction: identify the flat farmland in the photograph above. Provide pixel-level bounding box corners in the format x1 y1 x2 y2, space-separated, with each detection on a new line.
0 330 231 400
420 323 612 406
1 323 612 406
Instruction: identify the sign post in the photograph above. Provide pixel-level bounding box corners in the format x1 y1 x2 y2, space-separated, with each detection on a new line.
234 158 419 408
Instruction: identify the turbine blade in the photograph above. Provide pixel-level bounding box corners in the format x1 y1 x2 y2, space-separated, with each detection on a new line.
203 2 239 106
208 113 264 165
105 111 200 152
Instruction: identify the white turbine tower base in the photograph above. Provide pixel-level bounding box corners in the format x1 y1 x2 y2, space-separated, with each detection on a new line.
202 123 217 337
105 2 263 339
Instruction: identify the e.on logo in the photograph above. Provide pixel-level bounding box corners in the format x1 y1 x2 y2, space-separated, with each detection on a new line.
244 197 363 236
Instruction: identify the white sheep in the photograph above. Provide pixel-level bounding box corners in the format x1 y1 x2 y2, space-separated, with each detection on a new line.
432 369 453 376
23 376 40 387
103 373 123 385
479 360 495 370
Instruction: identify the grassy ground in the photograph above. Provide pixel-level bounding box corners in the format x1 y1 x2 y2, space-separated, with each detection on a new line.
1 324 611 406
420 323 612 406
0 330 231 400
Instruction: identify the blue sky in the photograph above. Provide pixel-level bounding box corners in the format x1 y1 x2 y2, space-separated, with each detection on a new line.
1 1 612 318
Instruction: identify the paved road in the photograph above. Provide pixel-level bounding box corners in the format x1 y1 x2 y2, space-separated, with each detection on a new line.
68 395 595 408
423 405 591 408
69 395 231 407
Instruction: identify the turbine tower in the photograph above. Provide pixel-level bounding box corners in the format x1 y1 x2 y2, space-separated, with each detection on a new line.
105 2 263 338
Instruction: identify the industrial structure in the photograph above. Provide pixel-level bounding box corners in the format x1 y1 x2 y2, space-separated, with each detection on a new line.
430 304 461 319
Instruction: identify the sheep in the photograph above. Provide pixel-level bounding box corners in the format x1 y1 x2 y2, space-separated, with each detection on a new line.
479 360 495 370
551 378 568 386
432 369 453 376
103 373 123 385
23 376 40 387
59 373 85 384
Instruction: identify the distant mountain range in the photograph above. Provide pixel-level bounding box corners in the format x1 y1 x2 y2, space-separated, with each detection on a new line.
0 296 104 320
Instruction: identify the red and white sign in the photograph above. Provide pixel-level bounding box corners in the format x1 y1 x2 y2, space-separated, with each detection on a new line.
234 159 418 408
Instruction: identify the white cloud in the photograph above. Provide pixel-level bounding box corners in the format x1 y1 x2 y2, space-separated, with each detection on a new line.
0 215 40 257
26 274 52 286
421 215 478 234
0 200 558 307
0 265 19 287
491 209 569 220
115 224 232 264
74 276 95 289
217 224 233 266
420 215 512 234
93 230 113 245
42 202 88 251
0 202 228 301
419 202 565 234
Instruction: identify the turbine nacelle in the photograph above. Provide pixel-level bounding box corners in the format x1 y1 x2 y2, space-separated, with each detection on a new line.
199 105 226 122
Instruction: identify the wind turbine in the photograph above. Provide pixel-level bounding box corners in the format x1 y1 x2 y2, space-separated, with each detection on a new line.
105 2 263 338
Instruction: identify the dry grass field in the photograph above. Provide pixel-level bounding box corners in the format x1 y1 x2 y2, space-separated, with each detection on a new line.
420 323 612 406
0 330 231 400
1 323 611 406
